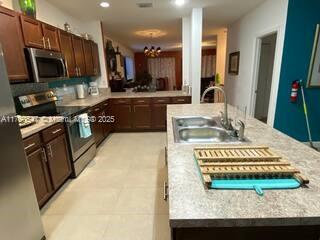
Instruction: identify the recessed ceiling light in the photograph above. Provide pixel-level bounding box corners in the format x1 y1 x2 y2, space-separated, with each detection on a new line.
100 2 110 8
174 0 185 6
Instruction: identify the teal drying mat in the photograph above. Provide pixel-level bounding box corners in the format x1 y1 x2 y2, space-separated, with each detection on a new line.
211 178 301 196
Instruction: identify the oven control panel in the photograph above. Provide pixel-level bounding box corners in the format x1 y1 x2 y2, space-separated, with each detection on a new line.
18 91 57 109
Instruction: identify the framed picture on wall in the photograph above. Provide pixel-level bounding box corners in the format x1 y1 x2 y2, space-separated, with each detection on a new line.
228 51 240 75
307 24 320 88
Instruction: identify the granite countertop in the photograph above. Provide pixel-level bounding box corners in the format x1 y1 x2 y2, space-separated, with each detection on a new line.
58 91 190 107
20 116 64 139
167 103 320 228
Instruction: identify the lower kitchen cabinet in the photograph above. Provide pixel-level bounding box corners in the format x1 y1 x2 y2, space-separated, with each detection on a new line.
23 123 71 208
45 134 72 189
132 104 152 130
152 104 167 130
112 102 132 131
26 148 53 207
90 104 105 145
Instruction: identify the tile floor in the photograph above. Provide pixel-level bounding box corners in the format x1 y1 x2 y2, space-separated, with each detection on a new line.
41 132 170 240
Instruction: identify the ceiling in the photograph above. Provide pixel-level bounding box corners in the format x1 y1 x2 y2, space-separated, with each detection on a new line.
47 0 265 52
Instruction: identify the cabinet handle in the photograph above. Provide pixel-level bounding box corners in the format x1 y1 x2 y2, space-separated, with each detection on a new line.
137 100 145 103
41 148 48 163
24 142 35 151
47 38 51 50
42 37 46 48
52 128 62 135
65 60 70 77
94 108 100 112
163 181 168 201
47 144 53 158
79 68 82 76
103 103 109 107
177 99 185 102
157 100 166 103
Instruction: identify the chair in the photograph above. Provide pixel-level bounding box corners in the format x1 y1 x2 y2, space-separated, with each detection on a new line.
156 77 169 91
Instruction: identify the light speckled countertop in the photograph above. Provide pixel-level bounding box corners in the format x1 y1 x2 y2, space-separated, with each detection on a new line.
58 91 190 107
20 117 64 139
167 103 320 228
20 91 189 138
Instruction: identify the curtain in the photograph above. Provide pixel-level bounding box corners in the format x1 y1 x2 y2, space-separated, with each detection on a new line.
201 55 216 78
147 57 176 90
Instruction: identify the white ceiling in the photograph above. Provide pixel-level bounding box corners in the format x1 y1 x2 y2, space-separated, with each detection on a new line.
47 0 265 51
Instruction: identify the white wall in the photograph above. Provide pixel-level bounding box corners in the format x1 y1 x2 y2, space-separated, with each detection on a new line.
182 16 191 87
0 0 13 8
225 0 288 126
216 28 227 83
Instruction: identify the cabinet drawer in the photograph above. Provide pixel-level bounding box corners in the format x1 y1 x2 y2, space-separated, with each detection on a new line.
152 97 171 104
112 98 132 105
41 123 65 143
102 100 110 108
133 98 151 105
171 96 191 104
91 105 102 114
23 133 42 154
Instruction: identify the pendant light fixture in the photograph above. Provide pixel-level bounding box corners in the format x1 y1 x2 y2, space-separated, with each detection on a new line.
144 33 161 57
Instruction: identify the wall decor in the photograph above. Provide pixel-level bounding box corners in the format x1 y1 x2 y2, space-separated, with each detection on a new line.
228 51 240 75
19 0 36 18
307 24 320 88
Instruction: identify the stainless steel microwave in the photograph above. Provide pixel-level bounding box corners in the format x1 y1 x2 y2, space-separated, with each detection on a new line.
26 48 67 82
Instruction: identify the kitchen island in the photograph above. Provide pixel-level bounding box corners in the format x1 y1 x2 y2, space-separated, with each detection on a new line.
167 103 320 240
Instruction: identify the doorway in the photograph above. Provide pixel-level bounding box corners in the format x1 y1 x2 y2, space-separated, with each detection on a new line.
254 33 277 123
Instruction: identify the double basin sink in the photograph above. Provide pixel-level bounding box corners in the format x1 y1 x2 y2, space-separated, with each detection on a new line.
173 116 246 144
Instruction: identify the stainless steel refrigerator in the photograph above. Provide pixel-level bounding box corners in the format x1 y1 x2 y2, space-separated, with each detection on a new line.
0 44 45 239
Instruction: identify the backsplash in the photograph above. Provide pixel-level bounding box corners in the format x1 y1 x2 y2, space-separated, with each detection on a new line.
48 77 92 88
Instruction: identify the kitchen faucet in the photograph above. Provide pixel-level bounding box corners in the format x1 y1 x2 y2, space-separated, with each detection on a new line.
201 86 233 130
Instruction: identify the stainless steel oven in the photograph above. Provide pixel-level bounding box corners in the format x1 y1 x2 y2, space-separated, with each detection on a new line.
64 110 96 177
26 48 67 82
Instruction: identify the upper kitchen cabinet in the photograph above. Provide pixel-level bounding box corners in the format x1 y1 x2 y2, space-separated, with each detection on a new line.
0 6 28 82
72 35 86 77
59 30 77 77
91 42 100 76
20 15 44 49
82 39 94 76
41 23 60 51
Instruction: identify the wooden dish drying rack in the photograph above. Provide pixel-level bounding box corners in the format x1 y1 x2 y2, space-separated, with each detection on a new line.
194 146 309 189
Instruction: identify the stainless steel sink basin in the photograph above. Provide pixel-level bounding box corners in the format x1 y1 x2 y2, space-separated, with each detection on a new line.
175 116 218 127
172 116 247 144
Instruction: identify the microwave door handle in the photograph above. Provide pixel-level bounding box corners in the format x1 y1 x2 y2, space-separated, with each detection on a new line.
60 59 67 78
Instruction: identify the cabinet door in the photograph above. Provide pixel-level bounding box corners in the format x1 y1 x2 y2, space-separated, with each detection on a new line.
102 101 111 137
27 148 53 207
20 15 44 49
82 40 94 76
152 104 167 130
0 7 28 82
42 23 60 51
91 42 100 76
46 134 71 189
59 30 77 77
132 105 152 130
72 35 86 76
113 105 132 131
90 106 105 145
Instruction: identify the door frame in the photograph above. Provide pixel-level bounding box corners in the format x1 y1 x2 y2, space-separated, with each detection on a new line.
249 26 282 127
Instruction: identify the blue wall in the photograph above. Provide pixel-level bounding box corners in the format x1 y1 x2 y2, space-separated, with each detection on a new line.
274 0 320 141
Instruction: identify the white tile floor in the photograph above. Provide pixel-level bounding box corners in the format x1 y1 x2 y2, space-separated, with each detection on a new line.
41 132 170 240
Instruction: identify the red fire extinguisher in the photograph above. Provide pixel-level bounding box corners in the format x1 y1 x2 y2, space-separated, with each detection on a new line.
290 80 299 103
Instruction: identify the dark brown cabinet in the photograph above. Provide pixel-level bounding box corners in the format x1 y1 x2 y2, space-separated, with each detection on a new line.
23 124 71 208
59 30 77 77
112 99 132 131
132 99 152 130
0 7 28 82
91 42 100 76
24 134 53 207
83 40 94 76
42 23 60 51
20 15 44 49
72 35 86 77
90 104 105 145
152 104 167 130
45 134 71 189
102 101 112 137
